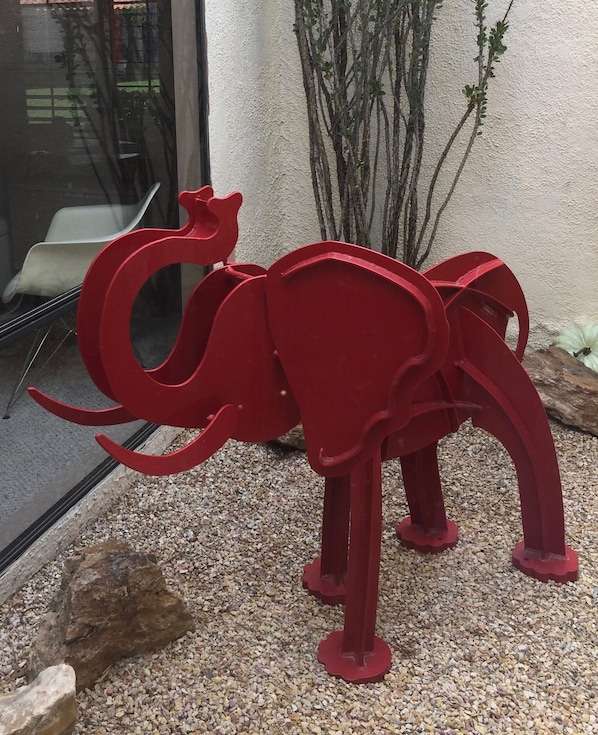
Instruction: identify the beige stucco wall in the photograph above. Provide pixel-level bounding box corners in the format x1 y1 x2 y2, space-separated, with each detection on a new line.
205 0 320 266
425 1 598 347
205 1 598 347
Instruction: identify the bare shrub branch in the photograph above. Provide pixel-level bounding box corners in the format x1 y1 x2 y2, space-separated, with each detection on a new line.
294 0 514 269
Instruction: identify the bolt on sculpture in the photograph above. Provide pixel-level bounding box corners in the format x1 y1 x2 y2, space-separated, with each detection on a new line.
31 187 579 684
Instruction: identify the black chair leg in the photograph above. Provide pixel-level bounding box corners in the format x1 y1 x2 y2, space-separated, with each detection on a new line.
3 317 75 419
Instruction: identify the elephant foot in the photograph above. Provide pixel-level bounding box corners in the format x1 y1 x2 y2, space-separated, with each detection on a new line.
317 631 392 684
396 516 459 553
511 541 579 583
302 558 346 606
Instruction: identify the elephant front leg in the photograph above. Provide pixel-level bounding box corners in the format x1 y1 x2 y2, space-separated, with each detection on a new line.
396 442 459 553
317 449 392 683
302 474 350 605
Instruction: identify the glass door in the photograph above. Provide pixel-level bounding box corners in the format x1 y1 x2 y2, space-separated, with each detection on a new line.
0 0 207 570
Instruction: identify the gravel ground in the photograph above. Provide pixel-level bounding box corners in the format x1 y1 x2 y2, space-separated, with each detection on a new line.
0 419 596 734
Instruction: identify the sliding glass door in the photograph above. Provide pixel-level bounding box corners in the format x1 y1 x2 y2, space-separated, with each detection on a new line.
0 0 208 570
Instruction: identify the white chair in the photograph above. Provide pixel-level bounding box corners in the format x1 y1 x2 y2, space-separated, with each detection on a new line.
2 183 160 303
1 183 160 417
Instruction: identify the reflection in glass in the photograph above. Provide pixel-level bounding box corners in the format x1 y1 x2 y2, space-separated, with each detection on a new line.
0 0 200 569
0 0 177 310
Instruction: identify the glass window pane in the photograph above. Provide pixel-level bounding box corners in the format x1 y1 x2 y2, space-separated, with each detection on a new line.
0 0 205 567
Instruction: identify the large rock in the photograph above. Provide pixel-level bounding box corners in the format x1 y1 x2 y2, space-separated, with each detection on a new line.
523 346 598 436
28 539 195 692
0 664 76 735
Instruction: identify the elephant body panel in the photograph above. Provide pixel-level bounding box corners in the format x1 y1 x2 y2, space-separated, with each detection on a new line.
266 241 450 476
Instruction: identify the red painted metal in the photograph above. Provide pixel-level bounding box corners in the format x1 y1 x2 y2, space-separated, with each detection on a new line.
30 187 579 684
302 474 350 606
396 442 459 553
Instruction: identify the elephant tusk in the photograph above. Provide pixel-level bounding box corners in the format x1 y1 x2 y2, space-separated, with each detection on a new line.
27 388 136 426
94 403 240 475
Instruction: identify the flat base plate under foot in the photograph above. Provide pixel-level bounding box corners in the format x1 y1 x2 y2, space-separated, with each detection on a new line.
396 516 459 554
318 631 392 684
302 558 346 606
511 541 579 583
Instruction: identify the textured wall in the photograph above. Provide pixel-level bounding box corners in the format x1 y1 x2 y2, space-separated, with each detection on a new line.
424 1 598 346
204 0 319 266
205 1 598 345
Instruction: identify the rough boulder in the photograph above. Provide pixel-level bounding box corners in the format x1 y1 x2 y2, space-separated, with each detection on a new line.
523 346 598 436
28 539 195 691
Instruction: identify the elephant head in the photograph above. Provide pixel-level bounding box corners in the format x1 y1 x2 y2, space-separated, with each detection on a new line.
30 187 301 474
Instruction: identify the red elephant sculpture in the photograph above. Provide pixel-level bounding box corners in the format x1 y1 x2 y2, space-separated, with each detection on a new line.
31 187 578 684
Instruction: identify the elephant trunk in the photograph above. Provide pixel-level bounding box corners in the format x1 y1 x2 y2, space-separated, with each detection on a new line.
95 403 240 475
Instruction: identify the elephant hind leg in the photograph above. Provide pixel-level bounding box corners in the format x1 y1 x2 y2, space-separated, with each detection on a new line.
511 541 578 583
396 442 459 553
457 309 578 583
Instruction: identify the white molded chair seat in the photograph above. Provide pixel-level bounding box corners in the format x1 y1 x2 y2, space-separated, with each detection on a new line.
1 183 160 418
2 183 160 303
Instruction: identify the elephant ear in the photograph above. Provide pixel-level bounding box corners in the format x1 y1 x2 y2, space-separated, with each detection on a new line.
266 241 449 476
424 251 530 361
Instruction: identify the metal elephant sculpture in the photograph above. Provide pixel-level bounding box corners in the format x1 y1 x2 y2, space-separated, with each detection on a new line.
31 187 578 684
